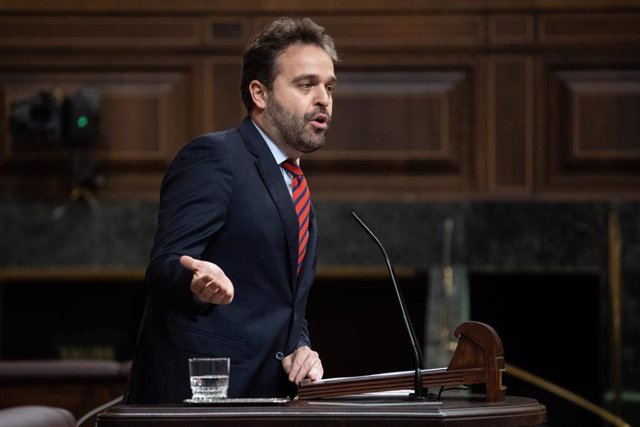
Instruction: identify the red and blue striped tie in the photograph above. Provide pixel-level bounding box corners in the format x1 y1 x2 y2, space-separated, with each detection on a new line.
282 159 310 276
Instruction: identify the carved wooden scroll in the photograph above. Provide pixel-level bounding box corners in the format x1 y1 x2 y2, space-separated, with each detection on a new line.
297 321 506 402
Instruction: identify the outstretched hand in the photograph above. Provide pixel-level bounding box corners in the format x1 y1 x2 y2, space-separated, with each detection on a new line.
282 346 323 385
180 255 234 304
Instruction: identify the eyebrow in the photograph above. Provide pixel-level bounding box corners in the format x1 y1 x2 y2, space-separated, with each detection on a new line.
293 74 337 84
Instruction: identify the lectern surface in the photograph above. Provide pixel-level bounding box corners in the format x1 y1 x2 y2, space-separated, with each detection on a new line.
96 393 546 427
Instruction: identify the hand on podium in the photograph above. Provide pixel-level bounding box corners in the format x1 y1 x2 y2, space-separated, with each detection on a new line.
282 346 324 385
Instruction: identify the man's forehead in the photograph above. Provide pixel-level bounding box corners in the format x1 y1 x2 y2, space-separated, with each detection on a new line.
275 43 335 76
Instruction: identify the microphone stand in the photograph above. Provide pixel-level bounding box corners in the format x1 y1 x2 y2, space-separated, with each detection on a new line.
352 212 433 401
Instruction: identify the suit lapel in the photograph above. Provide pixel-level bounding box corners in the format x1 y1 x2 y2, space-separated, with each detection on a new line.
238 118 299 290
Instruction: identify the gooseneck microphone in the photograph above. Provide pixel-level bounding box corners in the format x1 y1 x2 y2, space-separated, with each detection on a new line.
351 212 430 400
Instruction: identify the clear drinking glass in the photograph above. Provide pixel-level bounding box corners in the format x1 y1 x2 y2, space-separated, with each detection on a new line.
189 357 230 401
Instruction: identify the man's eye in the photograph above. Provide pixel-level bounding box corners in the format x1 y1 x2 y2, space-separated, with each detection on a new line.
300 82 313 89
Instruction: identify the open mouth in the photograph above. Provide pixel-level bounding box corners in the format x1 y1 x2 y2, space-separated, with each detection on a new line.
310 113 330 129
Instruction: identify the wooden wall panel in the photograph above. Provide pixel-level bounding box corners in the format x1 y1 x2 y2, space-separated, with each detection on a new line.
487 56 534 193
98 74 189 165
0 17 203 48
1 0 639 14
327 71 466 155
253 16 485 50
570 78 640 159
209 60 245 133
542 68 640 194
1 1 639 200
539 13 640 44
203 18 252 49
305 68 477 199
488 15 535 45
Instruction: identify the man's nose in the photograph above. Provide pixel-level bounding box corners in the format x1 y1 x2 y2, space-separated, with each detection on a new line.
314 86 330 107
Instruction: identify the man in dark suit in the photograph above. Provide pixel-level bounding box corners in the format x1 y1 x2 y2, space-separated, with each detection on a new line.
124 17 338 403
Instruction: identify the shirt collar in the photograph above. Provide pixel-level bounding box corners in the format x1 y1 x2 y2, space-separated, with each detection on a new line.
251 119 291 166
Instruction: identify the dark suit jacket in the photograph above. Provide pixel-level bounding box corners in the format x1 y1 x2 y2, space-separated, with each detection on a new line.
124 117 318 403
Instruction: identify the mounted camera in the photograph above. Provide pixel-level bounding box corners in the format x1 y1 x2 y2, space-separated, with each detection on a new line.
9 88 103 201
10 88 101 146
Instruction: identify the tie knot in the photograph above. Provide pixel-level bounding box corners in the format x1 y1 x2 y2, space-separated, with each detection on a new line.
282 159 303 177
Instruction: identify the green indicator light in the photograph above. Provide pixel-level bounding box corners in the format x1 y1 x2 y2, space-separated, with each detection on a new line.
76 115 89 128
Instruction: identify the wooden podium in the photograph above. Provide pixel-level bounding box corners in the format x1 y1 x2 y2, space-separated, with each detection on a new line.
297 322 508 402
97 323 546 426
96 394 546 427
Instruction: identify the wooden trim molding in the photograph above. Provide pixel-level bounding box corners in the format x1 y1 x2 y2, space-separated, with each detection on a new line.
1 0 640 14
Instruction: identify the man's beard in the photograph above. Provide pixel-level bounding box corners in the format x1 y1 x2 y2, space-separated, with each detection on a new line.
266 95 329 154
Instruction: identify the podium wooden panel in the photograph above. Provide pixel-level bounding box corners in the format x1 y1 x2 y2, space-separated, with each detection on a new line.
95 394 546 427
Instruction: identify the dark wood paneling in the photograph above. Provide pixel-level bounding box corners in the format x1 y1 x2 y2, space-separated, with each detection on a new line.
568 76 640 158
305 66 479 199
0 17 203 48
543 67 640 194
487 56 534 193
540 13 640 44
488 15 535 45
203 18 252 49
327 71 468 157
1 0 638 14
210 60 244 132
254 16 485 51
1 1 640 200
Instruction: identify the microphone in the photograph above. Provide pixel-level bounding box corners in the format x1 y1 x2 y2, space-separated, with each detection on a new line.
351 212 432 400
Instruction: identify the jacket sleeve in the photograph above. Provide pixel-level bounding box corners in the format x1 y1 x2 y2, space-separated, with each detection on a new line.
145 135 234 313
296 218 318 350
297 318 311 348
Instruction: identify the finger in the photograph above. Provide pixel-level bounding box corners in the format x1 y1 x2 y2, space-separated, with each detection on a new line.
286 349 304 382
288 347 318 384
215 286 234 304
190 274 215 293
293 354 318 384
196 278 234 305
196 280 219 300
180 255 199 272
281 354 294 374
307 361 324 382
293 357 320 384
196 279 217 297
211 276 234 304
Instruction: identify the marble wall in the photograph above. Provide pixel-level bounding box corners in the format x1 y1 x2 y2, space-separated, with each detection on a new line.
1 200 638 391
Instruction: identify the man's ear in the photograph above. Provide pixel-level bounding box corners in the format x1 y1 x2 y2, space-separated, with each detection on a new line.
249 80 268 111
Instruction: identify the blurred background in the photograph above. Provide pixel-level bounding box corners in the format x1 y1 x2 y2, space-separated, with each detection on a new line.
0 1 639 426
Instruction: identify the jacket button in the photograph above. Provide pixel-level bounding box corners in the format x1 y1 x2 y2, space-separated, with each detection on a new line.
275 351 284 361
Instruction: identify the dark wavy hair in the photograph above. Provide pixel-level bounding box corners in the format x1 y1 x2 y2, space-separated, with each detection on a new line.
240 17 338 113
